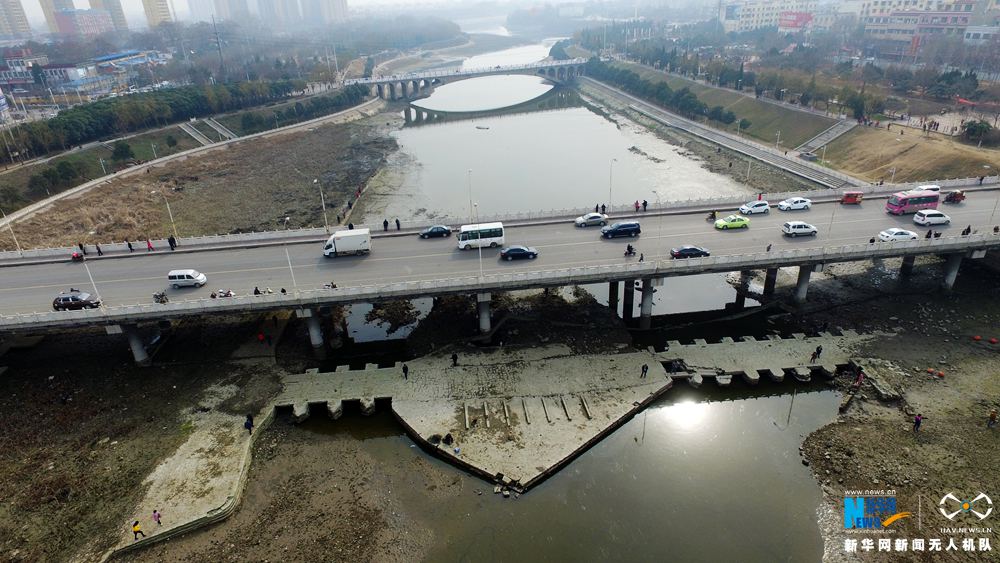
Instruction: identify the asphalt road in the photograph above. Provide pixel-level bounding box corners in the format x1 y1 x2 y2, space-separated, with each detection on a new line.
2 196 998 317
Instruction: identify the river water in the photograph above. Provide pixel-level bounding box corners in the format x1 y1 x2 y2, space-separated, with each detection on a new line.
303 384 835 561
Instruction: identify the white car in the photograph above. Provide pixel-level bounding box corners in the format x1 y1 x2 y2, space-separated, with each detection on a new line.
574 212 609 227
739 200 770 215
913 209 950 226
878 228 919 242
782 221 818 237
778 197 812 211
909 184 941 193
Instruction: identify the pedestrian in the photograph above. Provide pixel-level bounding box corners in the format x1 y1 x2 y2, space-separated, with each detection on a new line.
980 176 985 185
244 414 254 434
988 409 998 429
729 162 733 168
78 242 87 255
280 288 287 294
336 214 341 224
383 219 389 231
757 192 763 201
638 253 644 262
254 286 261 295
815 345 823 359
925 229 933 239
869 237 876 244
634 200 640 212
810 350 818 363
642 200 648 212
766 243 772 252
395 218 401 231
784 150 788 156
913 413 923 432
402 363 409 380
152 510 161 526
451 353 458 367
146 238 154 252
257 331 265 344
595 204 599 213
348 223 354 230
96 244 103 256
167 235 176 250
265 333 272 346
640 363 648 378
132 521 145 540
126 239 134 253
601 204 606 214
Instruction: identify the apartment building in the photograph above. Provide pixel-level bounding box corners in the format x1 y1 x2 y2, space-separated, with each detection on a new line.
39 0 75 34
90 0 129 32
142 0 173 28
0 0 31 38
301 0 349 25
54 9 115 37
861 0 985 58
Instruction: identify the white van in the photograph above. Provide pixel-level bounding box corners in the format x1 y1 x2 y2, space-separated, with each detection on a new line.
167 269 208 288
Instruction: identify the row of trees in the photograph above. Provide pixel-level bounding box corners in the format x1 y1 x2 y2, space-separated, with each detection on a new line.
586 59 739 126
6 79 310 163
238 84 369 134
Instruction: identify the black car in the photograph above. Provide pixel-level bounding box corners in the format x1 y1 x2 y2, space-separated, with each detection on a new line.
419 225 451 239
52 291 101 311
670 245 711 259
499 245 538 261
601 222 641 239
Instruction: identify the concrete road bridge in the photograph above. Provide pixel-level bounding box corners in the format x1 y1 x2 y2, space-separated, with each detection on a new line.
346 58 588 100
2 191 999 364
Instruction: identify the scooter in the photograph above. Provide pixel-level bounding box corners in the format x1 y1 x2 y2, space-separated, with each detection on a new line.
624 246 637 257
706 211 718 222
153 291 169 304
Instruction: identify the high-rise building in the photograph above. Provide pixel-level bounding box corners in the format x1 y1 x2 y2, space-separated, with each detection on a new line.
258 0 301 27
55 9 114 37
40 0 75 33
142 0 173 28
301 0 349 25
214 0 250 22
90 0 128 32
187 0 216 22
0 0 32 38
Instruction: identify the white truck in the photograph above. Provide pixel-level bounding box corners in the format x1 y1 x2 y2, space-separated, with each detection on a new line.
323 228 371 257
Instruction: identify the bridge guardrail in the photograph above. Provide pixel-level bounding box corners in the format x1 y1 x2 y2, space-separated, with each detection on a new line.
2 233 996 330
345 59 588 86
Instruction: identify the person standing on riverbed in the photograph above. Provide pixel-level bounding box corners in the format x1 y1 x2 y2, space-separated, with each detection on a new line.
913 414 923 433
988 409 997 429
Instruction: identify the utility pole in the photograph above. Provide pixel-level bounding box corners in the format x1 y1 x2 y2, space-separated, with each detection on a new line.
212 15 225 80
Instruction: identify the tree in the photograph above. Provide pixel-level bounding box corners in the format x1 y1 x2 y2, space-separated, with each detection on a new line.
963 120 992 145
30 63 45 85
739 118 752 133
111 141 134 162
165 134 177 148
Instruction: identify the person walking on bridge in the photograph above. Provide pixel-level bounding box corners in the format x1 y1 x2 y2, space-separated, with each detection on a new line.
634 200 640 212
642 200 648 212
395 218 401 231
601 204 606 215
146 238 154 252
383 219 389 232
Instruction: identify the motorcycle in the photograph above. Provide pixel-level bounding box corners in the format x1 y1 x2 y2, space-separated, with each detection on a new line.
211 289 235 298
705 211 718 222
153 291 169 304
624 245 637 257
71 251 84 262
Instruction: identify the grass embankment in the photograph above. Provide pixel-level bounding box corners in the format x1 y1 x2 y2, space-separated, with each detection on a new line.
823 126 1000 182
615 62 837 149
0 114 395 250
0 127 200 210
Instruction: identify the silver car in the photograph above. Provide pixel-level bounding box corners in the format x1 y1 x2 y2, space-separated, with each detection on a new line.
575 212 609 227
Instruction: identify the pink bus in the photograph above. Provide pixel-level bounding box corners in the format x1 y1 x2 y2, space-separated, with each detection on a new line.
885 190 940 215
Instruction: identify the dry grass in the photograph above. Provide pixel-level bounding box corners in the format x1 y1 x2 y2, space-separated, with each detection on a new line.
0 115 396 251
823 126 1000 183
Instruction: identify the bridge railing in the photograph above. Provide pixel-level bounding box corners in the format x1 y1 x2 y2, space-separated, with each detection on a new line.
2 233 996 329
346 58 588 85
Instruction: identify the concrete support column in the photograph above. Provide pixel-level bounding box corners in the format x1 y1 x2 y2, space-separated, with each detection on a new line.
734 270 751 310
113 324 149 366
794 265 813 304
477 293 492 334
376 84 384 99
941 254 963 292
608 281 620 316
404 107 412 123
298 308 324 349
763 268 778 297
622 279 636 322
639 278 655 329
899 255 916 277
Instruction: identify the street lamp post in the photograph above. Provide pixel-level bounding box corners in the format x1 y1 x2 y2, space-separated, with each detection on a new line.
609 158 617 213
82 258 103 310
821 144 827 163
474 202 483 279
315 178 329 233
151 190 178 239
775 130 781 150
0 207 23 256
99 158 107 175
151 143 158 159
651 189 663 242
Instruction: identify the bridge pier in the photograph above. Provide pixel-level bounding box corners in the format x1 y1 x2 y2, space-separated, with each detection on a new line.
298 308 325 352
112 324 149 366
608 281 619 316
763 268 778 297
404 107 412 123
477 293 492 333
734 270 751 309
639 278 655 329
794 264 815 304
622 280 636 322
899 255 916 277
941 254 963 292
